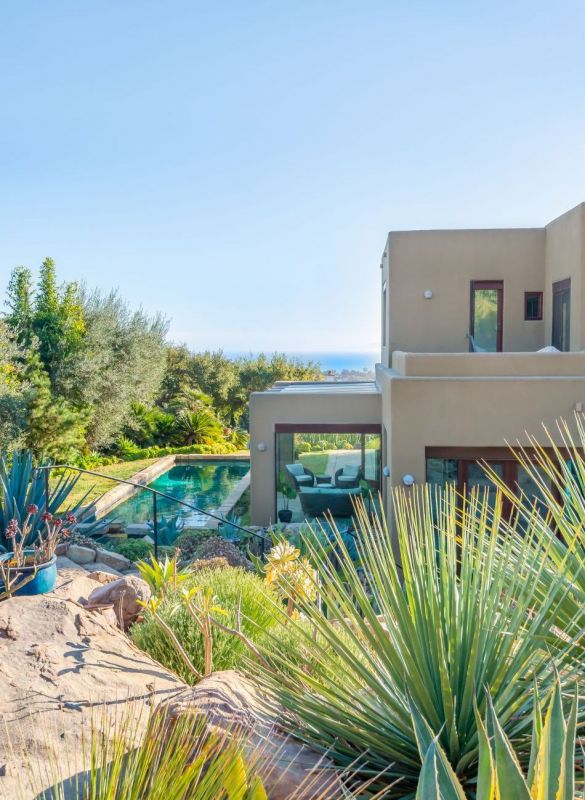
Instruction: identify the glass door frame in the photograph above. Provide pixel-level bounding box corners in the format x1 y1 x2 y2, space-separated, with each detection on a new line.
469 280 504 352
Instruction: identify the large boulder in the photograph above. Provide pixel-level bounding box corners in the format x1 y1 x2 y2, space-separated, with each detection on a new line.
85 574 151 630
0 562 183 798
157 670 342 799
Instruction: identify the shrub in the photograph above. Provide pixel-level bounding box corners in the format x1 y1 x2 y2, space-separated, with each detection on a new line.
131 566 292 683
192 536 251 570
110 538 154 562
173 528 216 559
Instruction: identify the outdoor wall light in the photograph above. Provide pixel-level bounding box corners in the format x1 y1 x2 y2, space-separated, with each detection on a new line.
382 466 391 477
402 474 415 486
424 289 433 299
256 442 267 452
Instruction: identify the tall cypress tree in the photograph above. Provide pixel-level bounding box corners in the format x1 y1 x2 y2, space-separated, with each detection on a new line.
5 265 34 348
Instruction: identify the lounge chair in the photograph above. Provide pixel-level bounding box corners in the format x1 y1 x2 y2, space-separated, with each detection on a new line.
334 465 362 488
285 463 315 491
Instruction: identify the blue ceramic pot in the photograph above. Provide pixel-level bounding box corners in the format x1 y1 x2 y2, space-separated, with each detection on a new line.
0 552 58 596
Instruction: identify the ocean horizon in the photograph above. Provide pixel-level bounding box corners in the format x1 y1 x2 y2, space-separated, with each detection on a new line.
226 351 379 373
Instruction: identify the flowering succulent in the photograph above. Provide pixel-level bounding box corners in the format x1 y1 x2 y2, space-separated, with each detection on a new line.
5 519 19 539
265 539 317 617
27 504 39 515
66 513 77 525
42 511 53 522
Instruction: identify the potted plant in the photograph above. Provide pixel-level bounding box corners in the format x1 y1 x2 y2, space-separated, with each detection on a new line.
278 480 296 524
0 505 76 598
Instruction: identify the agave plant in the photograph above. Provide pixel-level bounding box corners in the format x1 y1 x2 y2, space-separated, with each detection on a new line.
414 678 579 799
0 451 90 551
146 513 184 546
254 489 574 794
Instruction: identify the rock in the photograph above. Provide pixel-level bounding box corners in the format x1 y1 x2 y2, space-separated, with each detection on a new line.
0 575 182 797
85 565 122 580
66 544 96 565
55 541 69 556
158 670 342 799
94 549 132 571
126 523 151 537
86 575 151 629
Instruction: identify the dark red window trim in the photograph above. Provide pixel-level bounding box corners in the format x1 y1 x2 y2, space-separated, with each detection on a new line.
275 423 381 434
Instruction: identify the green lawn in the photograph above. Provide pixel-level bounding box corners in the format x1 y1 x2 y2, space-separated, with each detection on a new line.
298 452 330 475
59 458 163 509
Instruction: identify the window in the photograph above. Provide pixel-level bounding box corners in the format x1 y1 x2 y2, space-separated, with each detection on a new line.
524 291 543 321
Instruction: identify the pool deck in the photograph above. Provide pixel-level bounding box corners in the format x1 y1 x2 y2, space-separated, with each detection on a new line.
93 452 250 521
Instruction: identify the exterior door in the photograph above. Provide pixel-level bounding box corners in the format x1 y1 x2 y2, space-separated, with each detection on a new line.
552 278 571 351
470 280 503 352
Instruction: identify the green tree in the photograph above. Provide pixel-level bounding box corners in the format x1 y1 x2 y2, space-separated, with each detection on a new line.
75 288 169 449
24 351 87 462
31 258 86 392
4 265 34 348
0 320 28 450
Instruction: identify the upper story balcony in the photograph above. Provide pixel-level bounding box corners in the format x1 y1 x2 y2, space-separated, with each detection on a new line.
388 349 585 379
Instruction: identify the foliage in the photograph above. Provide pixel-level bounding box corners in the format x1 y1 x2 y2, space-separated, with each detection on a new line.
1 507 76 567
131 566 293 683
264 540 317 617
484 415 585 661
0 451 88 551
255 493 573 794
137 553 189 598
0 320 27 451
75 287 169 449
176 407 222 446
25 705 272 800
414 678 579 799
108 537 154 562
173 528 216 559
24 351 87 461
146 514 184 547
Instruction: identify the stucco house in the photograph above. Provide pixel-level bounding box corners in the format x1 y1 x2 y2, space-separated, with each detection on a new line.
249 202 585 527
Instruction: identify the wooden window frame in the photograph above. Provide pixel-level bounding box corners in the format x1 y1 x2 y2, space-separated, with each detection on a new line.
524 291 543 321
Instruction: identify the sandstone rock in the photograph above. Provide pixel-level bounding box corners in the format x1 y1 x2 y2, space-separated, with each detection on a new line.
67 544 96 565
0 575 182 797
158 670 342 799
86 575 151 629
94 548 132 571
86 565 122 580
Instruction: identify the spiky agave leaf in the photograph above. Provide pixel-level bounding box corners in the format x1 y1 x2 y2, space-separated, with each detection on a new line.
253 489 573 794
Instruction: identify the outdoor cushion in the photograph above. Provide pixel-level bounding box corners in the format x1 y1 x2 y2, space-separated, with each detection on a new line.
339 466 360 478
296 475 313 484
286 463 306 476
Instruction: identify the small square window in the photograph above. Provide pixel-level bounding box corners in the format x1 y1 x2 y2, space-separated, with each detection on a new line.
525 291 543 321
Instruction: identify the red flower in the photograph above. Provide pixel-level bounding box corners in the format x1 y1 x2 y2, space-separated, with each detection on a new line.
54 518 63 529
5 519 19 539
42 511 53 522
27 503 39 515
66 513 77 525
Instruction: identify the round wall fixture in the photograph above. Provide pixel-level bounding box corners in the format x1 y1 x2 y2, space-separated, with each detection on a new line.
402 474 415 486
382 466 391 477
256 442 267 452
424 289 433 299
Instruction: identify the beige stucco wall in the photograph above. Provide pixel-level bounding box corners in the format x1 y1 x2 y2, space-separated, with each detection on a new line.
377 363 585 520
249 389 381 525
383 228 546 362
391 350 585 377
544 203 585 350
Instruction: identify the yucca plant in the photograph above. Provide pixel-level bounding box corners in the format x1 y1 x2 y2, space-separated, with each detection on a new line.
0 450 90 550
413 677 580 798
483 415 585 658
22 702 379 800
254 489 573 795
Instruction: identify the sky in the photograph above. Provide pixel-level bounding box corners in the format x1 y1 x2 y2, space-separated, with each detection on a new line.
1 1 585 355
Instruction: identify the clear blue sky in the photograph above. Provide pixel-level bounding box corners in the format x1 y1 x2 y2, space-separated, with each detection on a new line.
1 1 584 354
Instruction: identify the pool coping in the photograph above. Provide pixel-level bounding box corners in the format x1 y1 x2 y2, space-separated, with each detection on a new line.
93 453 250 522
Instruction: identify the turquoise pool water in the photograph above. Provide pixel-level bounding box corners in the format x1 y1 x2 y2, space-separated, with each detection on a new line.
109 461 250 527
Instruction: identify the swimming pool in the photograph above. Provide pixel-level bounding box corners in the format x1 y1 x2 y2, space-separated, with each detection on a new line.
109 460 250 527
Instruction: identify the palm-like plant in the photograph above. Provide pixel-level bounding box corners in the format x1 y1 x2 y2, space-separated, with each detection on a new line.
255 489 573 794
176 409 221 446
